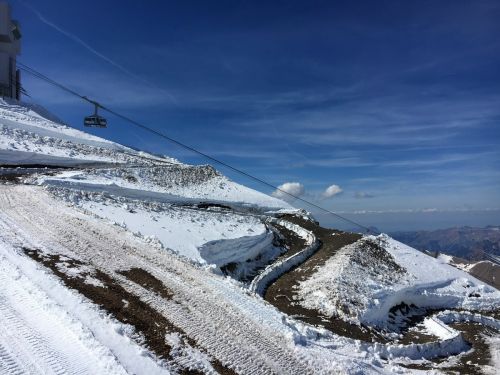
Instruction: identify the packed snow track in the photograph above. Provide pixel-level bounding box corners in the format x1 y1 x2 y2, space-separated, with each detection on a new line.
0 185 323 375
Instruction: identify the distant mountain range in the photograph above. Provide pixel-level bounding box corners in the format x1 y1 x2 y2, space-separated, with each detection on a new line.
390 225 500 261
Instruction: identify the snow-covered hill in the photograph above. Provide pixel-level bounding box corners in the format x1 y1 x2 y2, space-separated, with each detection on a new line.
297 235 500 327
1 99 499 374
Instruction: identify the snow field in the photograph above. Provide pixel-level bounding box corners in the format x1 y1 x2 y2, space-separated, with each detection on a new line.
2 99 500 373
0 99 119 148
0 99 186 168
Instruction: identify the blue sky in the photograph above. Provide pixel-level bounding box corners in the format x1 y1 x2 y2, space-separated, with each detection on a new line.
10 0 500 231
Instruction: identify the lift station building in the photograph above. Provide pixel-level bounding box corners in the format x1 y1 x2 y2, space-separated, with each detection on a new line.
0 1 21 100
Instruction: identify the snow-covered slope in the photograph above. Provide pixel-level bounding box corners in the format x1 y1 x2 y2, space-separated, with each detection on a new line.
296 235 500 328
0 99 292 266
0 185 399 375
1 99 499 374
0 99 161 165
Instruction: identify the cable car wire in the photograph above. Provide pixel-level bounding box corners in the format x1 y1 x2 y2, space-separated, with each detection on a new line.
17 61 375 234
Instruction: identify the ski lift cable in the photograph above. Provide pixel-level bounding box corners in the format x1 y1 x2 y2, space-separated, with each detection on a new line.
17 61 375 234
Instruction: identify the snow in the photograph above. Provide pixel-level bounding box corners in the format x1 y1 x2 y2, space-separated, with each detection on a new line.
423 316 459 340
53 187 276 267
381 236 500 317
35 166 291 211
0 98 292 211
0 99 151 165
0 99 119 148
1 99 499 373
0 230 171 374
0 184 403 374
437 253 453 264
485 334 500 374
296 235 500 327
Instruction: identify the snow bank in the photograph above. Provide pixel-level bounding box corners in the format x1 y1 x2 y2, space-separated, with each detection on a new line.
45 185 276 268
374 236 500 323
249 218 319 296
37 166 291 211
435 310 500 330
198 231 274 267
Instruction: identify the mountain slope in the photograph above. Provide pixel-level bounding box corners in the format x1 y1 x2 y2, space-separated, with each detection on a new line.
391 225 500 260
1 99 500 374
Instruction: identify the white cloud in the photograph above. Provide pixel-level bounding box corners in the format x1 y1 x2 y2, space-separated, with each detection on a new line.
322 184 343 198
272 182 305 200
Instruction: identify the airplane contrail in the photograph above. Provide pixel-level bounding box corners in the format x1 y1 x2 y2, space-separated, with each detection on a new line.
17 0 177 103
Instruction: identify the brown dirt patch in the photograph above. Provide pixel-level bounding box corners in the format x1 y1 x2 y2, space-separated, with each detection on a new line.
0 173 22 184
446 322 495 374
119 267 173 300
276 214 362 277
468 261 500 290
272 223 309 259
23 248 236 375
402 322 497 374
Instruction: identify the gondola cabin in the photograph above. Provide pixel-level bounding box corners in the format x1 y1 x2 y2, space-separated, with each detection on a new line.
84 114 107 128
84 101 107 128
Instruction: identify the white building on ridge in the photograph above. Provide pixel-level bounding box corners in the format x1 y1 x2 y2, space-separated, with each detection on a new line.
0 1 21 100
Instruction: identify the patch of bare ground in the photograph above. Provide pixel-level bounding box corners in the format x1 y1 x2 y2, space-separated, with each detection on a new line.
23 248 236 375
271 223 310 259
119 267 174 300
0 173 21 184
401 322 498 375
468 262 500 291
388 303 432 343
446 322 496 374
196 202 232 211
0 167 70 184
263 215 389 342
